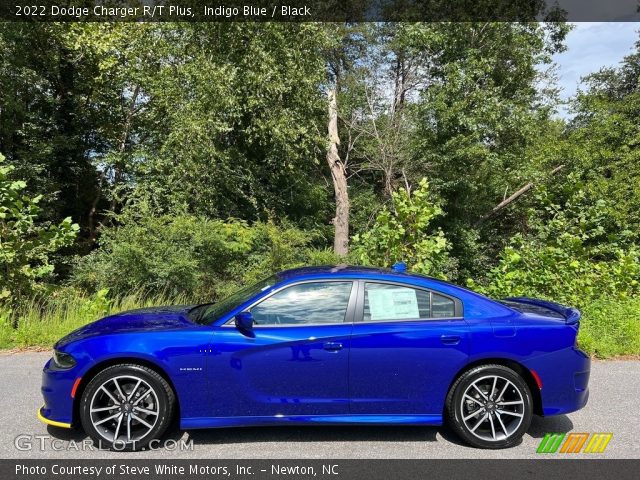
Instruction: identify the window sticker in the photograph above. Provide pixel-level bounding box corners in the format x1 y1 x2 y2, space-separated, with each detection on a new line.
368 287 420 320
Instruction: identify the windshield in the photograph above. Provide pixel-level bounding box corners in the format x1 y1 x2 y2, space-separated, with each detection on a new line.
188 275 277 325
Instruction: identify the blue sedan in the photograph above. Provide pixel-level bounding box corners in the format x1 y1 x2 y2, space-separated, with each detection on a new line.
39 264 590 450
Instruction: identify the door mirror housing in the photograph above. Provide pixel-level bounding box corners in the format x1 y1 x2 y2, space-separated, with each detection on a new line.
235 311 254 332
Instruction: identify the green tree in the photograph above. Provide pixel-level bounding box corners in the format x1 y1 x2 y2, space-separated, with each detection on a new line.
480 32 640 305
0 23 335 249
352 179 451 277
566 35 640 233
404 22 570 279
0 154 79 307
0 24 102 238
126 23 330 226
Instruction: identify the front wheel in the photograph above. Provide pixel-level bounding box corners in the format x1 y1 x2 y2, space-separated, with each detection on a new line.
79 364 175 451
446 364 533 449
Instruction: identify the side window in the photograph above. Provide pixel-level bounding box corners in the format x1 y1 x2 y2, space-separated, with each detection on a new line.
363 283 457 322
431 292 456 318
251 282 353 326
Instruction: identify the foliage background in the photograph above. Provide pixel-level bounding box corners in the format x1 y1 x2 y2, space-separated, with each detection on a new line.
1 22 639 357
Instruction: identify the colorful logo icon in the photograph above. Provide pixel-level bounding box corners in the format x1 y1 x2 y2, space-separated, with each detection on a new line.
537 433 612 454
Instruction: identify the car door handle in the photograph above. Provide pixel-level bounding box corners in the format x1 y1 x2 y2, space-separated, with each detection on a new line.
323 342 343 351
440 335 461 345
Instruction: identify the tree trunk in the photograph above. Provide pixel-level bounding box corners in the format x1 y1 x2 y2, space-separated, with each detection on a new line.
87 170 105 244
326 87 349 257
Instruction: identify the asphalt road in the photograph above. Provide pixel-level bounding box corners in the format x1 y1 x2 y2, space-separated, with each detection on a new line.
0 352 638 459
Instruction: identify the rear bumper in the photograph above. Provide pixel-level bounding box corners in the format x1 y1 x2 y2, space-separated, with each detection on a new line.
525 347 591 416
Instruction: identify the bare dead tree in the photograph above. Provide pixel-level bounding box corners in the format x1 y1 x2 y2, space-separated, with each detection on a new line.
326 87 350 256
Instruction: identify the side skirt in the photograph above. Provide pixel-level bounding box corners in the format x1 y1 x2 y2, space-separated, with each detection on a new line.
181 414 443 430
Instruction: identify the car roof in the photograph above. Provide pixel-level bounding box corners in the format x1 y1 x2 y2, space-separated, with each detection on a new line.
277 264 446 284
275 264 496 301
277 264 391 279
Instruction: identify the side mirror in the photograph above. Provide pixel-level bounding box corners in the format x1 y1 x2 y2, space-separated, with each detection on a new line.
235 311 254 332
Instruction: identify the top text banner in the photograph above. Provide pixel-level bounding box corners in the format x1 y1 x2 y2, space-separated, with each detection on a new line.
1 0 639 22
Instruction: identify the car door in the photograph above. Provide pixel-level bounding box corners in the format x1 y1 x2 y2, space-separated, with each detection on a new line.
209 280 356 417
349 281 470 415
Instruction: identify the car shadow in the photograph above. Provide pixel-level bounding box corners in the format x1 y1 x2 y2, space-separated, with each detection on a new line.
45 424 187 448
45 414 573 449
46 425 86 441
184 424 451 446
527 414 574 438
181 416 573 448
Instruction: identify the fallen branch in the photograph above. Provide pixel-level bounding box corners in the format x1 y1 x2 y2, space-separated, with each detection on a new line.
474 165 565 227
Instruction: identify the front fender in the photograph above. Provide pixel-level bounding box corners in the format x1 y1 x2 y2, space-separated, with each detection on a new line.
42 329 213 426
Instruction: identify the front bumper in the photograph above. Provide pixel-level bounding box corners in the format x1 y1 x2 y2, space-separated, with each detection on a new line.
37 405 71 429
40 357 79 427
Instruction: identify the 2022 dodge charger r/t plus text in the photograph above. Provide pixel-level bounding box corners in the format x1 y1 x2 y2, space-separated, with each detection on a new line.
39 264 590 450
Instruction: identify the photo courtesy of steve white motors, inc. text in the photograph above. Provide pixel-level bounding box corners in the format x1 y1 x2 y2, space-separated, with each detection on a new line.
14 463 338 477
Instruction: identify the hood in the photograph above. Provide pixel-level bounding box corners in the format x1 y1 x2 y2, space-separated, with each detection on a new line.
56 305 196 347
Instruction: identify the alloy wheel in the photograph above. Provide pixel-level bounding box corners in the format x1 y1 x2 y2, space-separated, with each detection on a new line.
89 375 160 445
459 374 525 442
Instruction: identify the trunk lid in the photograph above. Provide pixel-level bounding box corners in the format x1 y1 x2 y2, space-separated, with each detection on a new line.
501 297 581 325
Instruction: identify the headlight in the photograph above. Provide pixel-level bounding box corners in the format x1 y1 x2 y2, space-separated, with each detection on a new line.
52 349 76 369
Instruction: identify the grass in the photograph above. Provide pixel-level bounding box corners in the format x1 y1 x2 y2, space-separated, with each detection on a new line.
1 291 639 358
578 297 640 358
0 289 193 350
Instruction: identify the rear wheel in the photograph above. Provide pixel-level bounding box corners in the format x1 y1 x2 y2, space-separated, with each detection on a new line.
446 364 533 449
79 364 174 451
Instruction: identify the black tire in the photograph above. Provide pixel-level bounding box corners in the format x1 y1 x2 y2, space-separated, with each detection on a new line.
79 364 175 451
446 364 533 449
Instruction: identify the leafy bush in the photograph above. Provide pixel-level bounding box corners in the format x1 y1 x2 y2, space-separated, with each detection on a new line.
578 298 640 358
72 214 250 300
72 211 337 301
238 221 339 287
0 154 79 307
351 179 453 278
469 193 640 308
